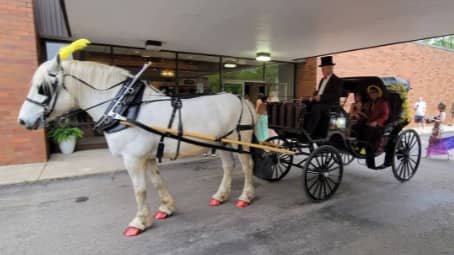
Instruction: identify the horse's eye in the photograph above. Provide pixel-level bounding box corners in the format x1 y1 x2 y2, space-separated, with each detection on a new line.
37 85 49 96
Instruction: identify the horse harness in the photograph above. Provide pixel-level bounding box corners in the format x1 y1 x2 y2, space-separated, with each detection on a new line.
29 66 255 161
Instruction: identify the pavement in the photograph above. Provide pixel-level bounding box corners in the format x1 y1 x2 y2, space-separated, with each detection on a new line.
1 148 454 255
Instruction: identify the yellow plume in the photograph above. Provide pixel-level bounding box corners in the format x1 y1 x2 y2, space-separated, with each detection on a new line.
58 38 91 60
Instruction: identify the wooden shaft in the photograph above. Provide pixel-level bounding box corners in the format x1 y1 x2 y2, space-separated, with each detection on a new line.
120 121 295 155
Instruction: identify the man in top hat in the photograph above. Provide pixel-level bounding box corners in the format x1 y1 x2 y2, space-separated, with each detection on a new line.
305 56 343 136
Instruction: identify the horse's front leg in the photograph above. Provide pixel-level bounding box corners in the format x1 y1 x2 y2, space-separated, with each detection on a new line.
209 151 234 206
146 158 176 219
123 155 153 237
236 153 255 208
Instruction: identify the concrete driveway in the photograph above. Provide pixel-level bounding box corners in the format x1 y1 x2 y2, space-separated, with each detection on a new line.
1 147 454 255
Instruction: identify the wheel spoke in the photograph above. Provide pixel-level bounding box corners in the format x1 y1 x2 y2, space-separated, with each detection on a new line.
321 178 328 199
397 161 405 177
317 179 323 199
307 176 319 191
326 176 339 186
314 155 323 168
325 177 333 192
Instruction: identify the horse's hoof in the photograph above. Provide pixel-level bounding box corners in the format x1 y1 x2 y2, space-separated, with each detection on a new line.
154 211 171 220
236 200 250 208
208 199 222 206
123 227 143 237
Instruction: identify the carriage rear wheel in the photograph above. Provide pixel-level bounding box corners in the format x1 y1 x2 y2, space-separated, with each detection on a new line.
392 129 421 182
303 146 343 201
252 136 294 182
339 150 354 165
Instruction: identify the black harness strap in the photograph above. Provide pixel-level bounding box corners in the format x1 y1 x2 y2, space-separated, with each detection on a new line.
127 118 250 154
156 97 183 162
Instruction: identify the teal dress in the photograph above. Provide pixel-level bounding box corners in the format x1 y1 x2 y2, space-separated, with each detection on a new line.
256 114 269 142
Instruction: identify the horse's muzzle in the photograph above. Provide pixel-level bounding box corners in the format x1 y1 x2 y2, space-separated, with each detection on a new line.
18 118 41 130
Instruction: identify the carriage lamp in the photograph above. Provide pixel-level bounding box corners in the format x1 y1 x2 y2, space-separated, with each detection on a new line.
256 52 271 62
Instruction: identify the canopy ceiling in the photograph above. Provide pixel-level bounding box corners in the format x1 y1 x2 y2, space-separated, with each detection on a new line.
63 0 454 61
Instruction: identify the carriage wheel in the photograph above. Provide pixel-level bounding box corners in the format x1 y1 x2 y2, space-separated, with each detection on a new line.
392 129 421 182
303 146 343 201
263 136 294 182
252 136 294 182
339 150 354 165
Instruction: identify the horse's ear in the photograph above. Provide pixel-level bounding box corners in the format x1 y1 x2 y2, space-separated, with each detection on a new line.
48 55 61 71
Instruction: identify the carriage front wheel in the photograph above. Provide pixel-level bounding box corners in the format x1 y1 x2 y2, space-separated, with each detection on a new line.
392 129 421 182
303 145 343 201
252 136 294 182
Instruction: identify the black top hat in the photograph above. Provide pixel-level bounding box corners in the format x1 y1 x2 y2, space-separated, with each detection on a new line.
319 56 335 67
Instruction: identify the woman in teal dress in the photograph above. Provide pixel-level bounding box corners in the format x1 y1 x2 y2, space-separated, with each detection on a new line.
255 94 269 143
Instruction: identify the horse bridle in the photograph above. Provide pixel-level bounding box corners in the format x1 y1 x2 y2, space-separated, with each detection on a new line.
25 69 130 125
25 72 63 118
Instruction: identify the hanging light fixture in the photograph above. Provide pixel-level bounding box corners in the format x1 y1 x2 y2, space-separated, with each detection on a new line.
256 52 271 62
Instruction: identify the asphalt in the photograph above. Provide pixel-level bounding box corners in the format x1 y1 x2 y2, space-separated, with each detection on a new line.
1 137 454 255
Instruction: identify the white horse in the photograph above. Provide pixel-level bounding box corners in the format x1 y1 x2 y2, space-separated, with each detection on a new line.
18 57 256 236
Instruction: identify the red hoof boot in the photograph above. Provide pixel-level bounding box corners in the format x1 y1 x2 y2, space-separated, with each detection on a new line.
123 227 143 237
208 199 222 206
154 211 170 220
236 200 250 208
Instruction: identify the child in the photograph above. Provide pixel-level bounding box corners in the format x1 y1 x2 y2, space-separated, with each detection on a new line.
255 94 269 143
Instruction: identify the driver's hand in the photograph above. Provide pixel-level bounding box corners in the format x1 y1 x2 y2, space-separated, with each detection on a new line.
313 95 321 102
368 121 378 127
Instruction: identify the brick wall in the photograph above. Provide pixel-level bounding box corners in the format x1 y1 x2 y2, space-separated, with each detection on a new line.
297 42 454 123
295 58 317 98
0 0 47 165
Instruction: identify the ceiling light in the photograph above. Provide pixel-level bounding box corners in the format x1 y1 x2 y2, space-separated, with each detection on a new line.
256 52 271 62
160 70 175 77
224 62 237 68
145 40 162 51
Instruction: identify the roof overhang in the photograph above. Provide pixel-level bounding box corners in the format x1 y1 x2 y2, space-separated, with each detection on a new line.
60 0 454 61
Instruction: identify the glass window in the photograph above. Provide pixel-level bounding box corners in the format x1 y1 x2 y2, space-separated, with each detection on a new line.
45 42 70 60
265 62 295 101
177 53 220 94
73 45 111 64
113 48 177 94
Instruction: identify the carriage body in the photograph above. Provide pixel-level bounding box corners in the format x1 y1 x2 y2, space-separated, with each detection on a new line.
253 76 422 201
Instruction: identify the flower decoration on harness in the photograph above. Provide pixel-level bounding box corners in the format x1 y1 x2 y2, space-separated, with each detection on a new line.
58 38 91 60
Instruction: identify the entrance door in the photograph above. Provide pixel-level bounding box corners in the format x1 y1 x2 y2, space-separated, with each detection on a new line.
244 81 266 103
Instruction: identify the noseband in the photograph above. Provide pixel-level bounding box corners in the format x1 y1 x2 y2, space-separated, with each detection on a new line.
25 72 62 118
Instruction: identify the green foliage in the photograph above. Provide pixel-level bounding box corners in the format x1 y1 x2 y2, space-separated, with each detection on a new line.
48 127 84 143
420 35 454 49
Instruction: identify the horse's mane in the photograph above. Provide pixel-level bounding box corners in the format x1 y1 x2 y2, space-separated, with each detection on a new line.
60 60 162 94
62 60 131 90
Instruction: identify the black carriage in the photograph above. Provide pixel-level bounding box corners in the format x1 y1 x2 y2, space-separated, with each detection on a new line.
253 76 422 201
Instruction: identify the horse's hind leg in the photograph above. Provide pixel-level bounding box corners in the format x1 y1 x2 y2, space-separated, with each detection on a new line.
236 153 255 208
123 155 153 237
209 151 235 206
146 158 176 219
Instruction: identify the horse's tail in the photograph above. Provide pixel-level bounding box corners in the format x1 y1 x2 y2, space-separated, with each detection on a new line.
240 98 257 142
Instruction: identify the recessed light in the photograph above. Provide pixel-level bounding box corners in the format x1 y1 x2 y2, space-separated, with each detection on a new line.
224 62 237 68
256 52 271 62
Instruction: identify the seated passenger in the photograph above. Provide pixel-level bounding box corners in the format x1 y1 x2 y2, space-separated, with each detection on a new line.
348 92 367 136
357 85 389 168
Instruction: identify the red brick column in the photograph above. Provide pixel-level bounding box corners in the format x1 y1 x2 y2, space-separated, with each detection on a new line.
0 0 47 165
295 57 317 98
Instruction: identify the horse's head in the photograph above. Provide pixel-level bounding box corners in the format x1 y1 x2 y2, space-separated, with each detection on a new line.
17 57 77 129
18 39 90 130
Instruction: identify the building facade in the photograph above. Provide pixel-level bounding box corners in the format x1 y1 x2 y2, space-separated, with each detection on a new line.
0 0 453 165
